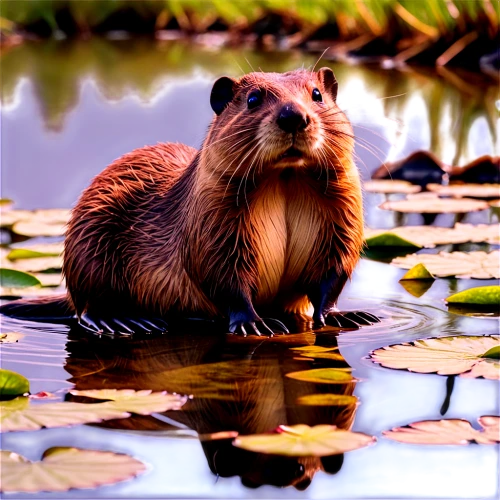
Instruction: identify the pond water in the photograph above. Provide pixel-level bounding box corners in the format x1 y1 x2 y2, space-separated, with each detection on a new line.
1 38 499 498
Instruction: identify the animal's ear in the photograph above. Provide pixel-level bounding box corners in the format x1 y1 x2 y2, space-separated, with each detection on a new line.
318 67 338 102
210 76 237 115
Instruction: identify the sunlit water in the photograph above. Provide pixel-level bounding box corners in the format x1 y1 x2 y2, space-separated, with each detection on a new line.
0 39 499 498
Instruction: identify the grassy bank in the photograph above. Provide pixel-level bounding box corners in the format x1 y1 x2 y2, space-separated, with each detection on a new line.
1 1 498 73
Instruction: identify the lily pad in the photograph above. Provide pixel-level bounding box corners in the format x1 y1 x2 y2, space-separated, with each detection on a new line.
391 251 500 279
7 243 63 261
299 352 346 361
286 368 355 384
427 183 500 199
0 256 63 273
0 332 25 343
0 268 41 288
1 390 187 432
399 279 434 298
70 389 188 414
290 346 339 353
0 447 146 493
0 369 30 398
383 416 499 445
233 424 375 457
399 263 434 280
489 199 500 208
446 286 500 306
365 223 500 248
295 394 358 406
369 335 500 379
0 210 32 228
10 209 70 237
365 231 421 249
0 286 62 298
379 196 489 213
363 180 421 194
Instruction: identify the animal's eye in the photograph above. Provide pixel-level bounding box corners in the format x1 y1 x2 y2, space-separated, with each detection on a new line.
247 90 263 109
312 88 322 102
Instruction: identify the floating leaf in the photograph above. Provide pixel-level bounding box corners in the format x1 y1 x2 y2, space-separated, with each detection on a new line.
400 263 434 280
369 335 500 379
0 369 29 398
0 447 146 493
0 210 32 228
31 273 63 287
482 346 500 359
0 268 41 288
0 256 63 273
1 390 186 432
383 416 500 445
0 198 13 207
427 183 500 199
365 223 500 248
0 332 24 343
290 346 339 353
299 352 346 361
446 286 500 306
70 389 188 414
233 424 375 457
11 209 70 237
392 251 500 279
5 242 63 260
489 199 500 208
0 286 62 298
286 368 355 384
399 279 434 298
379 196 489 213
295 394 358 406
363 180 421 194
365 231 421 249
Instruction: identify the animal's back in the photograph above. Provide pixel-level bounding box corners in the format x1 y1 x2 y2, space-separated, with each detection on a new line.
63 142 197 316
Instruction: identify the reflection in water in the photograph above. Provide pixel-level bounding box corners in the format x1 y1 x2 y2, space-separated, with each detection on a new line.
64 326 356 490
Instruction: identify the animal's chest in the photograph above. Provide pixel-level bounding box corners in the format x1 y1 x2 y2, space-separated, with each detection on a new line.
250 182 323 302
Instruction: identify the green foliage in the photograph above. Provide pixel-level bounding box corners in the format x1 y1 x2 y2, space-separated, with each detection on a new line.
0 268 42 288
0 369 30 398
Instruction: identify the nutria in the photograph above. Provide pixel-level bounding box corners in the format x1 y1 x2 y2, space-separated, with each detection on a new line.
1 68 378 335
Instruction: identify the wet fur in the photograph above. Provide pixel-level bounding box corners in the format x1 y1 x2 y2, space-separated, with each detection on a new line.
12 69 364 327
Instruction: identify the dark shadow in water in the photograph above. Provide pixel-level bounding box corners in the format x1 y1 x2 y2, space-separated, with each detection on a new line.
64 324 358 490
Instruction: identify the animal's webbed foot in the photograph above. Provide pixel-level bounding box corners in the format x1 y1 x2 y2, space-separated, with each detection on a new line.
315 310 380 329
78 312 168 336
228 316 289 336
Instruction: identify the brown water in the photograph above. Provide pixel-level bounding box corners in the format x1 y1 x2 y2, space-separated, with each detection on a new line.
0 38 499 498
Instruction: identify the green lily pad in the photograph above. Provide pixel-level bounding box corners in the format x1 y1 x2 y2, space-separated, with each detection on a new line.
399 279 434 298
365 232 421 249
446 286 500 306
286 368 355 384
233 424 375 457
400 263 435 280
0 447 146 493
0 268 41 288
7 248 60 261
0 369 30 399
295 394 358 406
482 346 500 359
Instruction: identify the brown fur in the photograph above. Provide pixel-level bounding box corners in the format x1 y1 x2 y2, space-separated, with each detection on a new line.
61 69 364 327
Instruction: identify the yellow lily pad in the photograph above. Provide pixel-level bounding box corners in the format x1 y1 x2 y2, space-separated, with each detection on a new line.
289 346 339 353
233 424 375 457
383 416 499 445
369 335 500 379
399 263 434 280
286 368 355 384
299 352 346 361
0 369 29 398
295 394 358 406
446 286 500 306
0 447 146 493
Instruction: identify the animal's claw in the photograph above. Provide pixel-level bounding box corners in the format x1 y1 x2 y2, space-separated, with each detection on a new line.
324 310 380 329
78 313 168 336
229 318 288 336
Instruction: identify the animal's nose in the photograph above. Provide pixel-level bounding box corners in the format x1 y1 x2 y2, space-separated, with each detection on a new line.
276 104 309 133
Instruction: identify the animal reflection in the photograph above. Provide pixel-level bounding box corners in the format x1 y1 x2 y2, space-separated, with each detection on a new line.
64 324 359 490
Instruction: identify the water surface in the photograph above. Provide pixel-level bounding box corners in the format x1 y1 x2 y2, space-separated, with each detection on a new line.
0 38 498 498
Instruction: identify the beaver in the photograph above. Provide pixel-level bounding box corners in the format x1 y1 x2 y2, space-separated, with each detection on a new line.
1 68 378 335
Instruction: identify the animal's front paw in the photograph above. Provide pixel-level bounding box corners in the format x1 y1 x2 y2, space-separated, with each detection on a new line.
322 310 380 329
228 313 289 336
78 312 168 336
